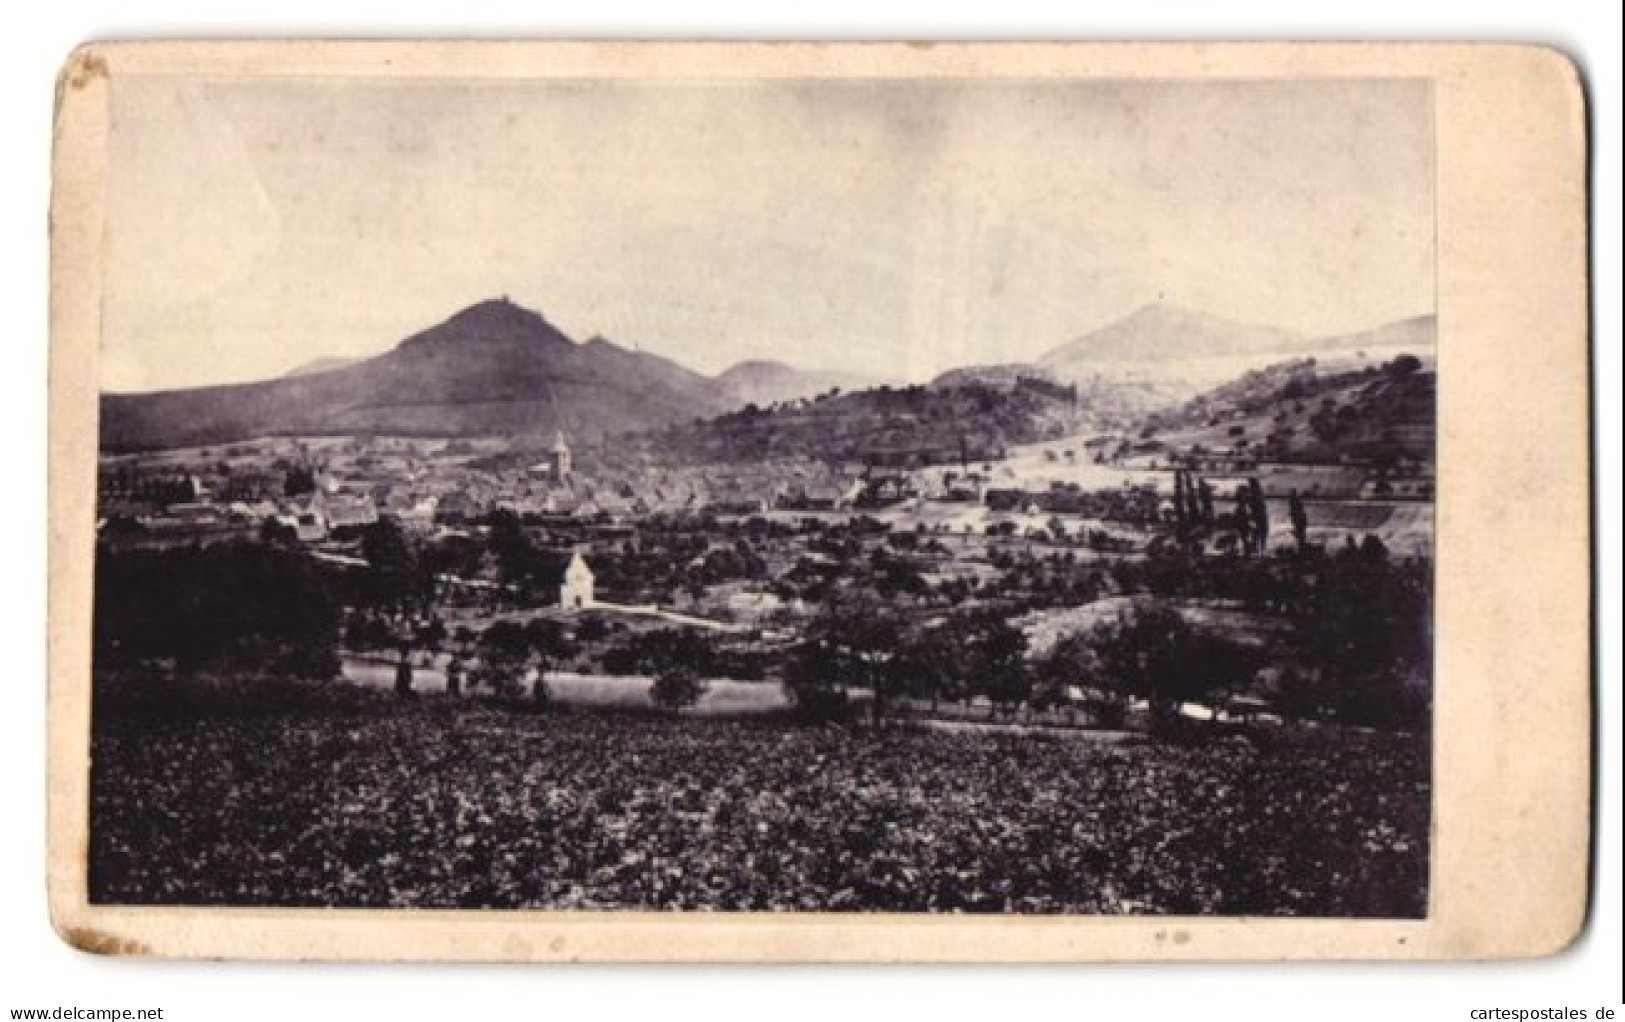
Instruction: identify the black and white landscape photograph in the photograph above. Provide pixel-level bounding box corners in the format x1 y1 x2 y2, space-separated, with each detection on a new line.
87 74 1435 917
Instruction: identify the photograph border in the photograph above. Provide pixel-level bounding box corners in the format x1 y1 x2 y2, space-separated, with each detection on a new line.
47 39 1590 961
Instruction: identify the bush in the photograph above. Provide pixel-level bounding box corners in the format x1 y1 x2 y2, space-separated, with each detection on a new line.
1085 695 1127 729
783 682 856 724
574 616 612 643
1386 354 1422 377
650 664 708 712
604 627 719 677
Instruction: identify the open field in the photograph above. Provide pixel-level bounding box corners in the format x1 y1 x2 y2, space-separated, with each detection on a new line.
90 697 1428 915
341 658 791 713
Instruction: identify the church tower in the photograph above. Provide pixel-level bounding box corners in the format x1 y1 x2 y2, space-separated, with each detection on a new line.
550 430 572 481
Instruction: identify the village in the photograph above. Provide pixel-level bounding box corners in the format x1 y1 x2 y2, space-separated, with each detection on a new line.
89 407 1436 915
94 393 1434 722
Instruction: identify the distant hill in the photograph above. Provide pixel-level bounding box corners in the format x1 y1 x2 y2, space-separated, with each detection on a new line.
929 363 1058 390
641 377 1087 468
1032 304 1436 414
1039 303 1309 368
1302 314 1437 359
1140 318 1436 467
282 356 362 378
931 362 1187 425
101 299 735 451
713 360 885 407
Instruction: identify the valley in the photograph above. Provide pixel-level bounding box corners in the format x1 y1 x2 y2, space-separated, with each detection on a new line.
90 295 1436 914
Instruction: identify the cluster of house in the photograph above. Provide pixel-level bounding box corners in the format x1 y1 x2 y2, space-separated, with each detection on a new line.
452 441 988 523
98 432 855 549
277 487 381 541
97 426 1068 556
97 463 382 549
98 419 1439 562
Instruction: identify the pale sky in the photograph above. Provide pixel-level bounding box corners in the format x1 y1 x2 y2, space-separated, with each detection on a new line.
102 76 1433 393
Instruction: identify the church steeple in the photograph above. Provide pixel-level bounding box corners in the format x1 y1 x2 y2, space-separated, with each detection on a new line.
550 430 572 480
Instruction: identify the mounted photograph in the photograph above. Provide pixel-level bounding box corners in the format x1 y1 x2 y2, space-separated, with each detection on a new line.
47 42 1589 961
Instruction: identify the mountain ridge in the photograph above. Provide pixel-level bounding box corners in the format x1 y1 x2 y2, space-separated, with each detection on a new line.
1039 302 1308 367
100 298 734 451
102 299 1436 452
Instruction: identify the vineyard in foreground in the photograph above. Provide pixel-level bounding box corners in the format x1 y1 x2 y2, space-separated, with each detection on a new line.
90 695 1428 916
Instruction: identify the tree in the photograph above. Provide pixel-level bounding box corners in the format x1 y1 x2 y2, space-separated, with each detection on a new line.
1173 470 1188 534
1289 490 1309 554
416 614 447 653
1386 353 1422 377
486 507 533 585
522 617 570 659
963 611 1030 719
344 612 395 651
783 638 853 722
445 654 466 697
1232 488 1255 556
1184 472 1204 525
649 663 708 712
1247 478 1270 552
1087 605 1250 734
359 515 427 606
1273 666 1324 723
605 626 712 679
893 624 967 710
473 620 539 698
259 516 296 546
1197 478 1216 525
574 615 611 643
283 466 317 497
393 649 415 700
1039 631 1125 726
1359 533 1390 562
1292 552 1431 731
790 585 903 724
1047 515 1068 544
